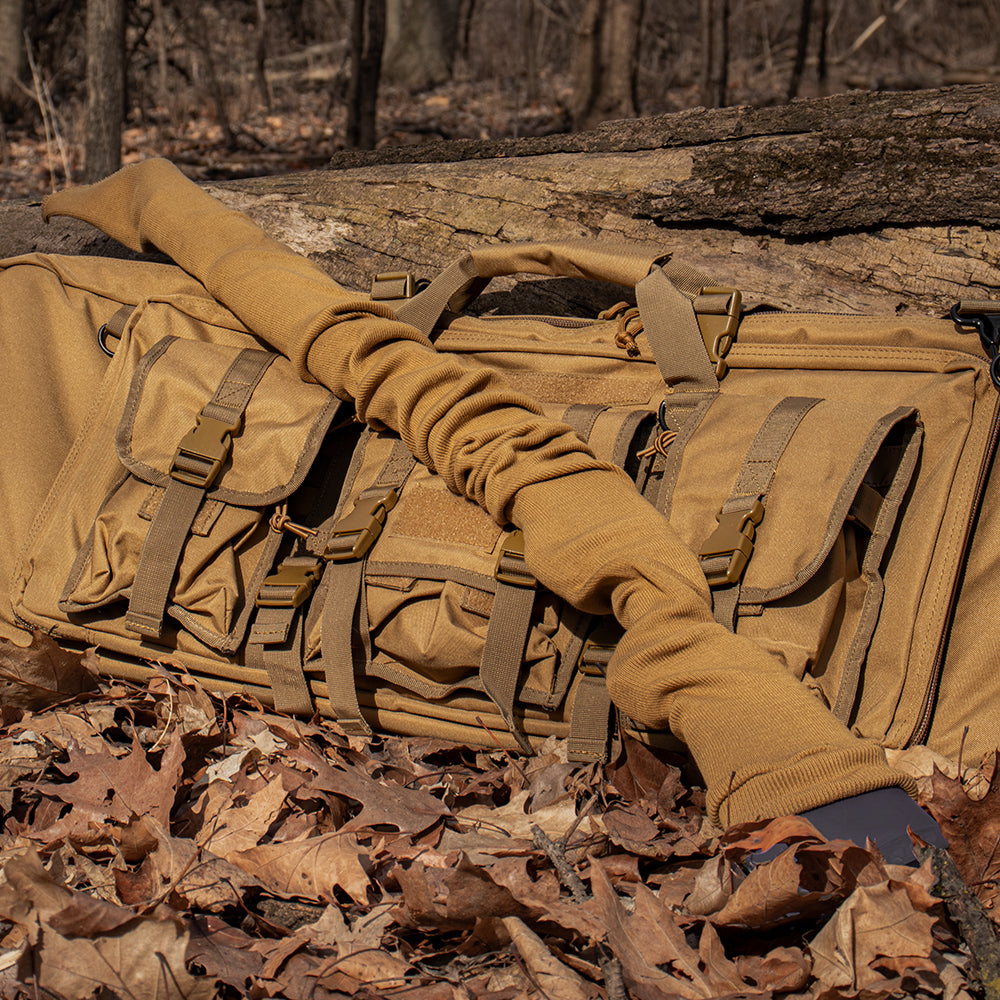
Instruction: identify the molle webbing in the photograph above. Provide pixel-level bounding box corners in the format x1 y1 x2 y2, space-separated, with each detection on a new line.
701 396 821 630
481 529 536 752
125 348 276 639
320 440 416 735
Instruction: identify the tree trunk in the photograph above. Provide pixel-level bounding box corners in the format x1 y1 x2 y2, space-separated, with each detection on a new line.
84 0 125 182
382 0 459 92
346 0 386 150
0 0 24 118
700 0 729 108
787 0 813 101
570 0 643 131
4 86 999 320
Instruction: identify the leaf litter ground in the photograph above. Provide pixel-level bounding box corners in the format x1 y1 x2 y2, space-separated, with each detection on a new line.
0 633 997 1000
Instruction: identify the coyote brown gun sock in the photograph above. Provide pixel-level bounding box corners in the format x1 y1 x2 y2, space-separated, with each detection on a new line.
42 160 914 826
510 470 915 827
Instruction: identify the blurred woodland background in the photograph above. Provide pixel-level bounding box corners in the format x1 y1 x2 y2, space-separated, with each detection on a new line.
1 0 999 200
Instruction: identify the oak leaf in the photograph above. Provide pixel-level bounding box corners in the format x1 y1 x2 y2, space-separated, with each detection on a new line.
736 945 811 992
0 633 100 710
229 829 370 903
0 850 212 1000
502 915 596 1000
809 880 938 990
33 728 186 837
291 742 451 835
925 757 1000 911
589 863 716 999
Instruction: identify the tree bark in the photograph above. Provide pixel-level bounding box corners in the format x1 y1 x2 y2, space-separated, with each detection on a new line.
84 0 125 182
3 86 999 319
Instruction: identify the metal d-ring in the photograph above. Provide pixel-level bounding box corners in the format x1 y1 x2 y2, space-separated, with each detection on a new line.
657 399 669 430
97 323 118 357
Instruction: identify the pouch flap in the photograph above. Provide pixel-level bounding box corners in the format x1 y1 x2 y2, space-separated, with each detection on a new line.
670 394 920 602
116 336 338 504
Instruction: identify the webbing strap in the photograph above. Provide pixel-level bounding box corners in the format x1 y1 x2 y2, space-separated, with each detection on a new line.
246 604 314 716
126 348 275 639
568 640 615 763
636 262 719 394
396 250 724 394
320 440 415 735
246 553 324 716
702 396 821 630
481 530 535 753
562 403 605 441
394 253 480 334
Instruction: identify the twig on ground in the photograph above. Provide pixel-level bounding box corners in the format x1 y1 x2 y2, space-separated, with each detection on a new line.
532 822 628 1000
914 843 1000 1000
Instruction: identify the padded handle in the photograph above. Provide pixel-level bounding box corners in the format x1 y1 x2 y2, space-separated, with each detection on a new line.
396 240 671 332
395 240 722 394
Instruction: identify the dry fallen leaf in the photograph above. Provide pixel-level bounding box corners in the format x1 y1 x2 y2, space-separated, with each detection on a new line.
809 880 938 991
229 829 371 904
0 633 100 710
0 850 213 1000
924 758 1000 914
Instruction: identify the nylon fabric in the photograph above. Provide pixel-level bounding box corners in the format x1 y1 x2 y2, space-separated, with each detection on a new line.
11 158 997 831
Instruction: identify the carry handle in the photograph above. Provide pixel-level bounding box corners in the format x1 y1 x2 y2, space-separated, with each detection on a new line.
395 240 724 393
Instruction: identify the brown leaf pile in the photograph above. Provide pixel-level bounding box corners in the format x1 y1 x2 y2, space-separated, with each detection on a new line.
0 635 996 1000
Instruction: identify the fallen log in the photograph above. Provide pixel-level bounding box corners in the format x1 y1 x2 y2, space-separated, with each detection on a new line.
2 84 998 318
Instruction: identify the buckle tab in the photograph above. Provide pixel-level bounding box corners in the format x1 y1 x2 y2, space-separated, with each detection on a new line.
256 558 323 608
171 412 241 488
699 498 765 586
325 489 399 562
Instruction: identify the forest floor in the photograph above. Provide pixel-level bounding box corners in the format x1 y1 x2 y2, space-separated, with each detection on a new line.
0 75 590 202
0 635 998 999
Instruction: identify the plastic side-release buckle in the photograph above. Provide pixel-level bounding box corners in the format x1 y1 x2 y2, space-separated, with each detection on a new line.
495 530 535 588
698 497 765 586
324 489 399 562
371 272 416 301
695 286 742 380
256 558 323 608
171 412 241 488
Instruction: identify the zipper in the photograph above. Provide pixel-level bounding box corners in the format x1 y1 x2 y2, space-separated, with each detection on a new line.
908 381 1000 747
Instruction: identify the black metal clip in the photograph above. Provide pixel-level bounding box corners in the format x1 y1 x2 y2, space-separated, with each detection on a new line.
951 302 1000 392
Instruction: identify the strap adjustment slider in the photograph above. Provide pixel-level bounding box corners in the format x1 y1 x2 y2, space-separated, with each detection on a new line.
371 272 416 301
699 497 765 586
495 530 535 588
